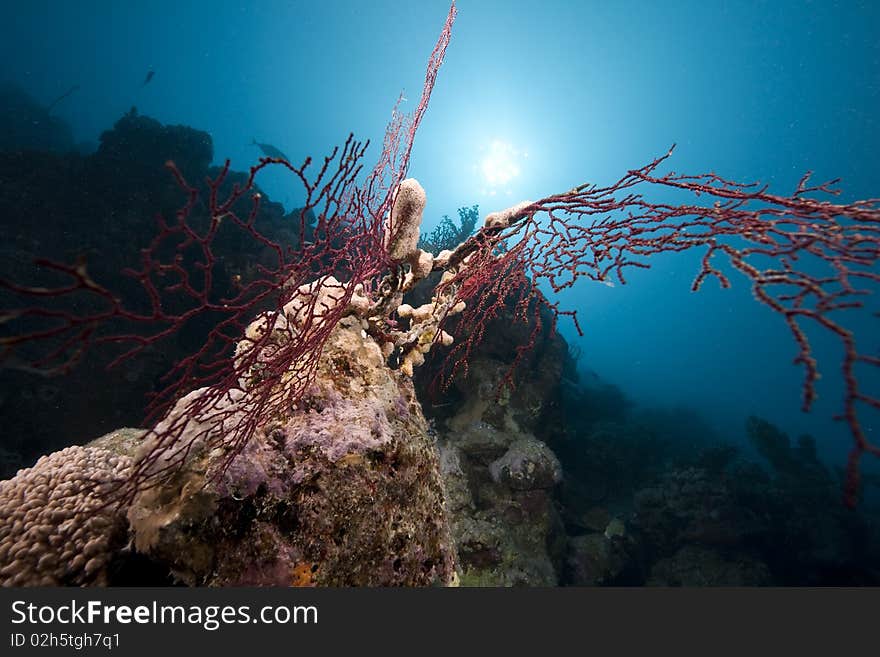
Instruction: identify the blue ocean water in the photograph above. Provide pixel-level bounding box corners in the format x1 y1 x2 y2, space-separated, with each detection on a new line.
1 1 878 484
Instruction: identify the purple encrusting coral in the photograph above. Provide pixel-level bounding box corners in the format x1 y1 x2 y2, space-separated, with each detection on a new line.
282 394 393 481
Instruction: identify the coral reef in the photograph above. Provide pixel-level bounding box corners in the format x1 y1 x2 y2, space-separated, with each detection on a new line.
488 437 562 491
2 0 879 587
565 531 640 586
551 377 880 585
3 128 878 583
0 319 458 587
633 467 764 558
422 302 570 586
628 446 880 585
126 316 457 586
647 545 772 586
441 440 565 585
0 435 136 586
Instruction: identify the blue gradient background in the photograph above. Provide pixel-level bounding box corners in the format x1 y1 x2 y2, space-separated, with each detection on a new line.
2 0 878 468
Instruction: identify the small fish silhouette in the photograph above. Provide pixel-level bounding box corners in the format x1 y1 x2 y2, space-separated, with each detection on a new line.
142 69 155 86
46 84 80 113
251 138 290 161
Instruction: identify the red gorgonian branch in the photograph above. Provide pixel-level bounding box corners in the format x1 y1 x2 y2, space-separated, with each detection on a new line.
0 2 457 503
432 146 878 506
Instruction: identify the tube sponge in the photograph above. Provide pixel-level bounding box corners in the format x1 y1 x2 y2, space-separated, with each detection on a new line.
384 179 426 263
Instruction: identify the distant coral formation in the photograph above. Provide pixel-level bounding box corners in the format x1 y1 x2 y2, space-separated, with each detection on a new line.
0 82 78 153
0 111 309 472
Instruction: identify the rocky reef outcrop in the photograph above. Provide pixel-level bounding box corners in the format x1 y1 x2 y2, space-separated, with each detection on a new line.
0 319 458 587
418 301 571 586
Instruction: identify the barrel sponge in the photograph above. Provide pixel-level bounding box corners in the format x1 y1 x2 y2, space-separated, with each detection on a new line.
0 445 132 587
